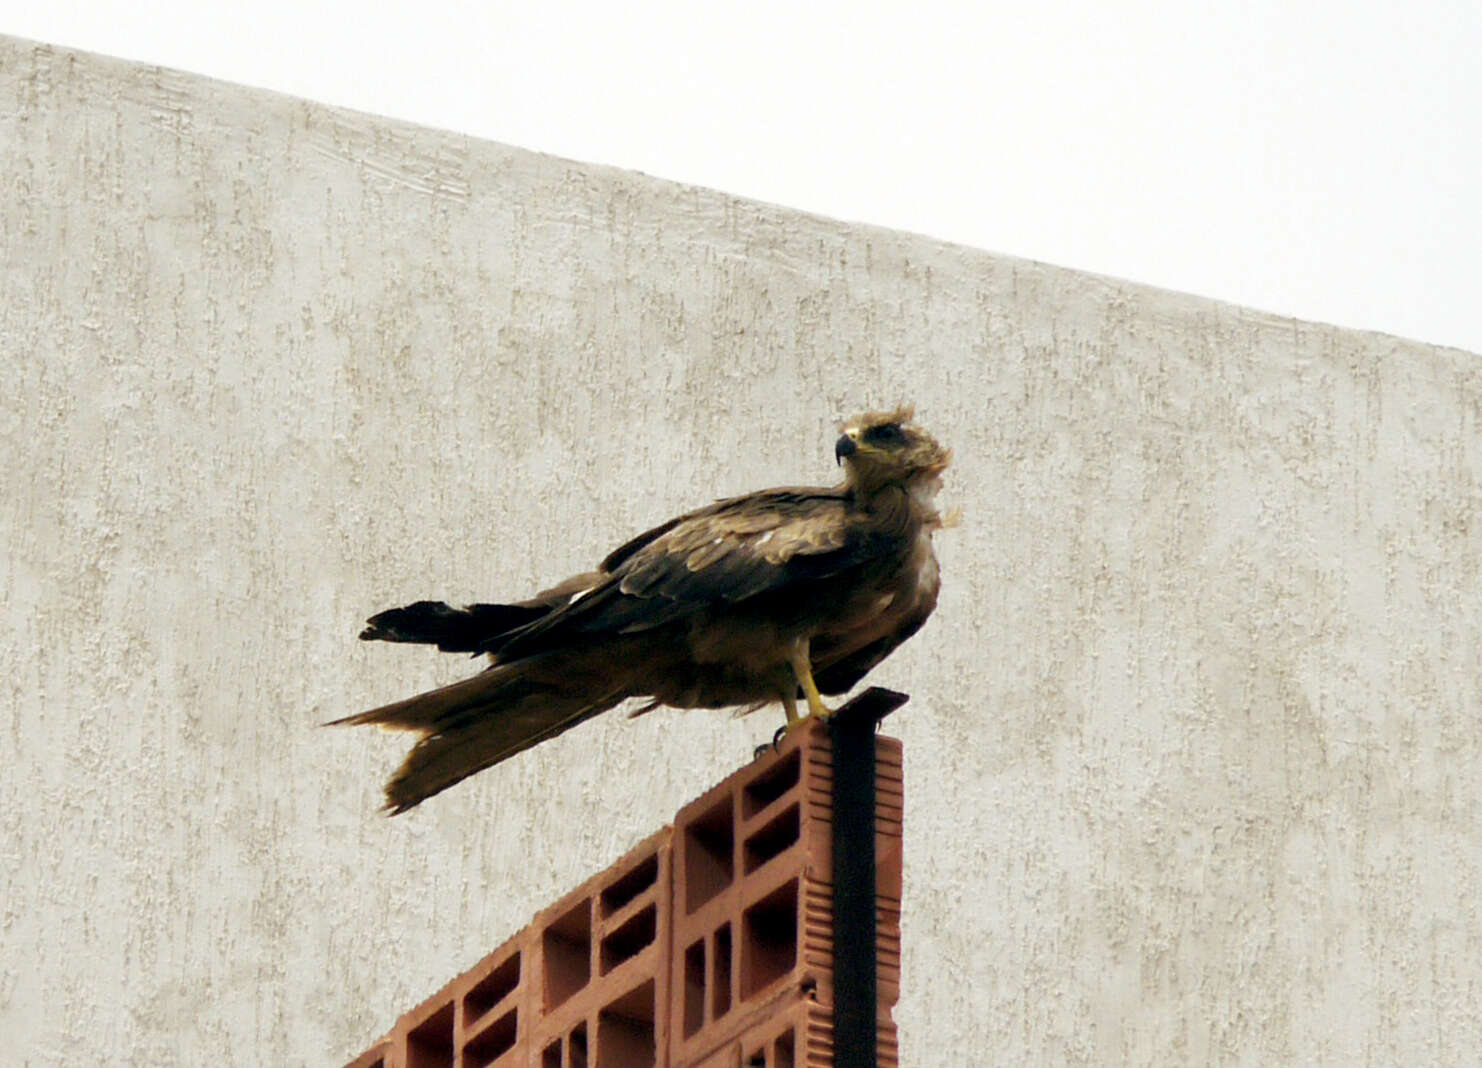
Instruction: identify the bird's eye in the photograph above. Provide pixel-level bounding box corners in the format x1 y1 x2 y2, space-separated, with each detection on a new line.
863 423 904 445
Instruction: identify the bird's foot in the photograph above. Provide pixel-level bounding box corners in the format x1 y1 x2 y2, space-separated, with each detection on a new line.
754 721 795 759
806 696 835 722
780 703 831 737
756 713 811 758
760 673 831 758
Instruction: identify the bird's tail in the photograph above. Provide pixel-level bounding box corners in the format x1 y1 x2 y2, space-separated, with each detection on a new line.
327 660 625 813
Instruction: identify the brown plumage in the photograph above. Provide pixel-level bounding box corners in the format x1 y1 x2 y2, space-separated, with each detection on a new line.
333 407 950 813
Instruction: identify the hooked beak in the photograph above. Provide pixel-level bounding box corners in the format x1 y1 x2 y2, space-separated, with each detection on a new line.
835 434 857 465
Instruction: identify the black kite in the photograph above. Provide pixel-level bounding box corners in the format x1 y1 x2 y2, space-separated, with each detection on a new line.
334 407 949 813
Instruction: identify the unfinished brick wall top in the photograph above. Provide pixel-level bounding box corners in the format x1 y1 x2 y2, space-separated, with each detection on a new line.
343 691 904 1068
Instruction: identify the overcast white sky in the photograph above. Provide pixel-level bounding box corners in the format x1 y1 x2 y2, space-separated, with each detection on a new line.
5 2 1479 353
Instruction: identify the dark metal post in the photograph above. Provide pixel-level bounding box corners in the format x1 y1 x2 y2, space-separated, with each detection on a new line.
830 687 907 1068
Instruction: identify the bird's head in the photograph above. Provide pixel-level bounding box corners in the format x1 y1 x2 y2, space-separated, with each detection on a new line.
835 406 951 497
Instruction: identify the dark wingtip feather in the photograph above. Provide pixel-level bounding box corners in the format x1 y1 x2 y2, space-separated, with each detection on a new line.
358 601 456 644
357 600 549 653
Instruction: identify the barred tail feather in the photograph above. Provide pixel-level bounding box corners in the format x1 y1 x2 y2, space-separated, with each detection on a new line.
382 691 620 813
323 668 516 731
328 661 624 812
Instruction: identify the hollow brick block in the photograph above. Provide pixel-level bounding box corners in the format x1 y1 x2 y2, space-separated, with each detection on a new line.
375 926 532 1068
675 990 899 1068
527 830 673 1068
343 693 903 1068
677 998 832 1068
667 715 903 1065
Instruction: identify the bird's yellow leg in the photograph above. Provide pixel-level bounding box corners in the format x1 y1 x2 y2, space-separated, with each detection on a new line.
779 687 801 726
765 675 805 749
787 637 834 722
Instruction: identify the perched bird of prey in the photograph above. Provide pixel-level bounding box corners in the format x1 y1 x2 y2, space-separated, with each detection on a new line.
334 407 950 813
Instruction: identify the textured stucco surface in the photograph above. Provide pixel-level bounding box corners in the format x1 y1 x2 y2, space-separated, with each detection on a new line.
3 36 1481 1066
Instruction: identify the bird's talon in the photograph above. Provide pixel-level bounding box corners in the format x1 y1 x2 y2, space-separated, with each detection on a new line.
764 714 813 756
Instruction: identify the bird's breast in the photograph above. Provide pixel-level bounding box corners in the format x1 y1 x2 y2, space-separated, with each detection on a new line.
821 526 939 646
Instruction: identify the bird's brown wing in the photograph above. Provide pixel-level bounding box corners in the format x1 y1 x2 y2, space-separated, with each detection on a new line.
595 486 843 573
494 488 897 657
340 487 902 813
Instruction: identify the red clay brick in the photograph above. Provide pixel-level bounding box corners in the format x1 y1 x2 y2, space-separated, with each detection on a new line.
667 716 903 1065
342 1044 390 1068
456 936 530 1068
675 996 900 1068
372 927 533 1068
527 831 673 1068
342 691 903 1068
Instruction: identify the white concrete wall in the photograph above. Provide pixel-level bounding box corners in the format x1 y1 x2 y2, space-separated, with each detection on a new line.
4 36 1480 1066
